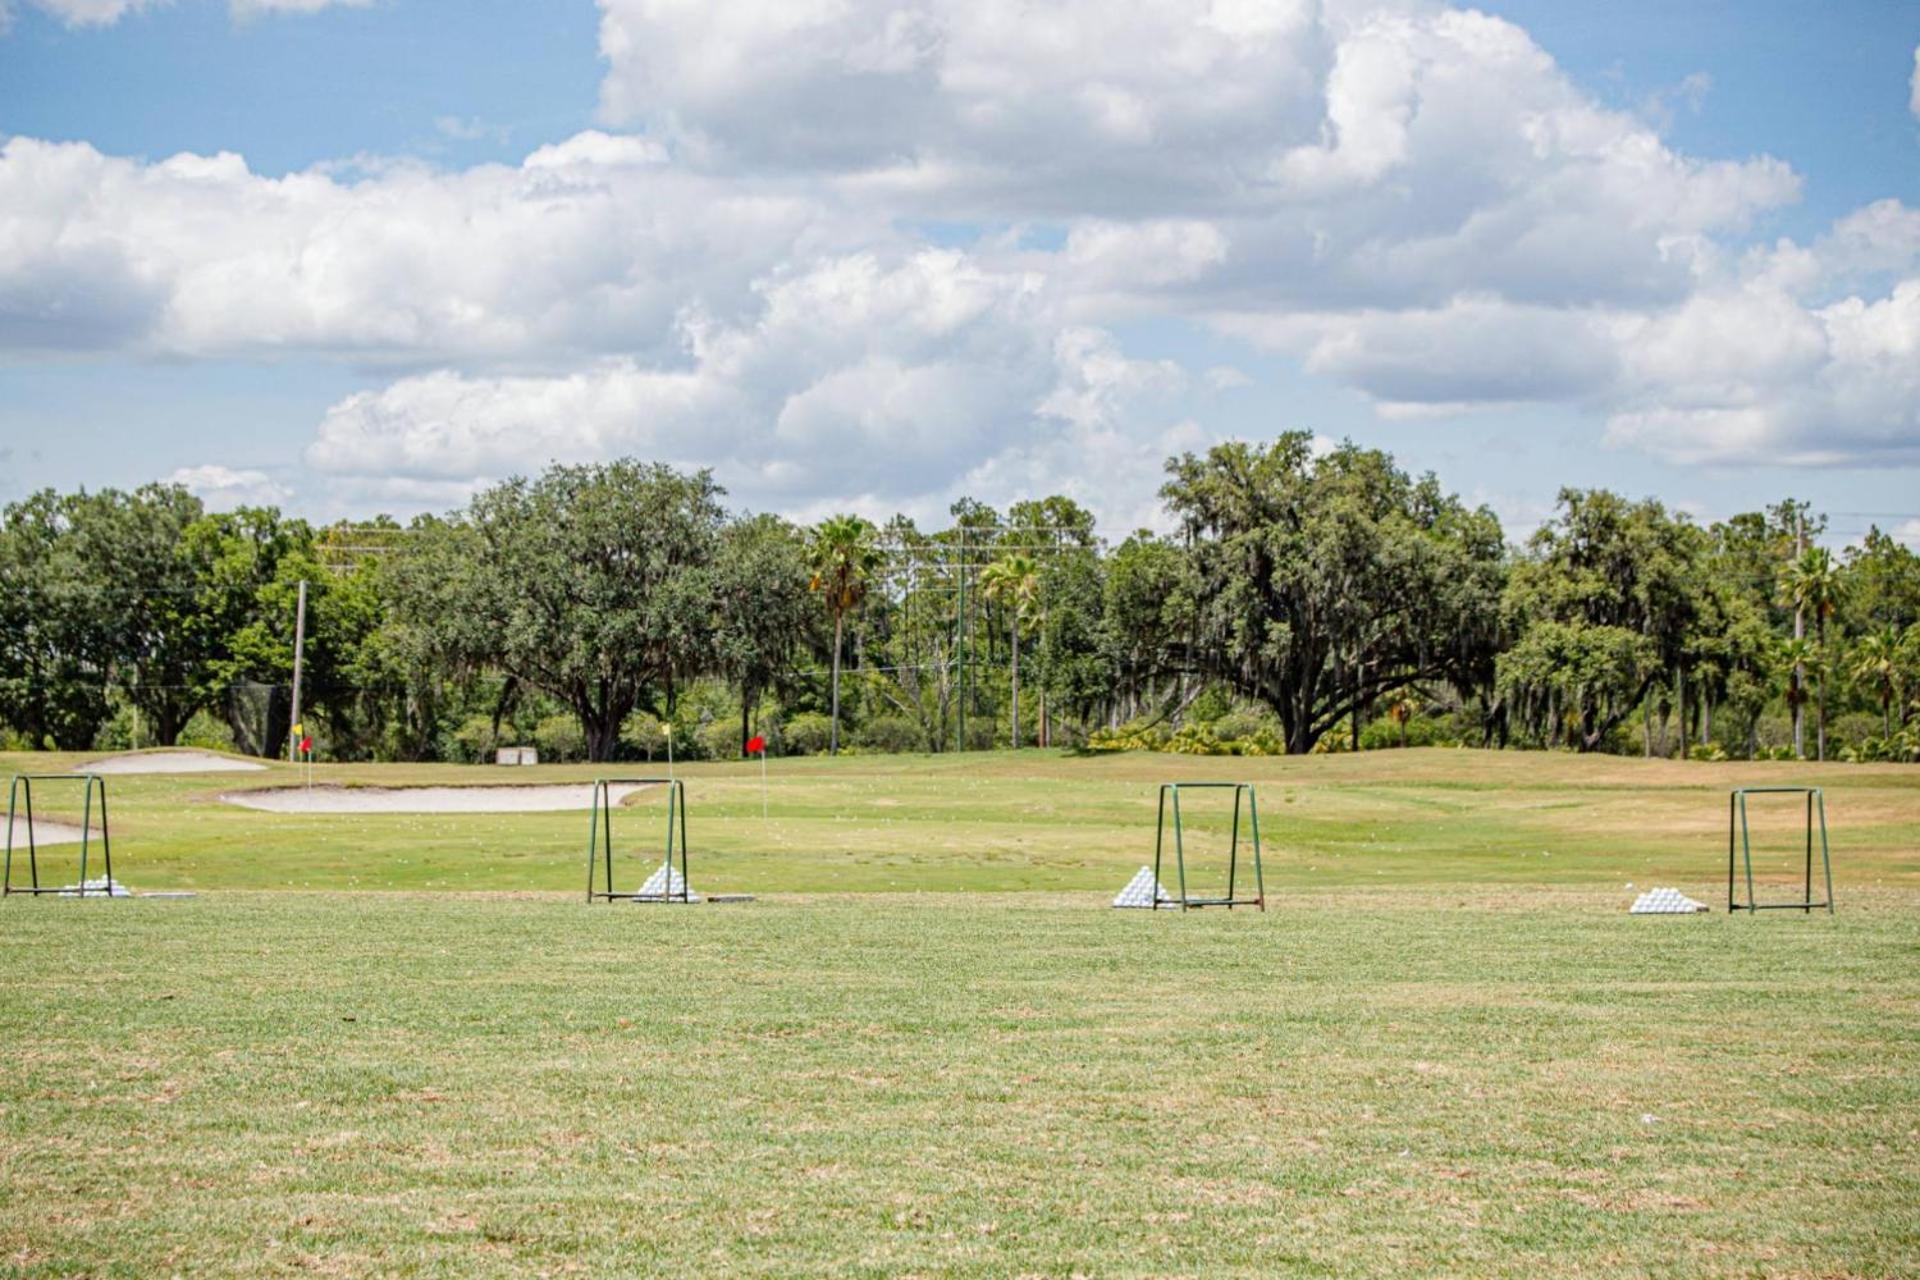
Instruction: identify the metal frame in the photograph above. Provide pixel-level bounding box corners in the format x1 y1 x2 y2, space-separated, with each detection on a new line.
5 774 113 898
585 778 691 904
1727 787 1833 915
1151 782 1265 912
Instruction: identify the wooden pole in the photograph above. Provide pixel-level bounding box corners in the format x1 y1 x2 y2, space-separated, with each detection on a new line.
288 579 307 762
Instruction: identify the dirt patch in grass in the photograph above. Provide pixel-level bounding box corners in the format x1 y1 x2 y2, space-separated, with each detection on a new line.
219 782 653 814
80 750 266 775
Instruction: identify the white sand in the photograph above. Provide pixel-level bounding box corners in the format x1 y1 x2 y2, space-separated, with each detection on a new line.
219 782 652 814
81 750 266 775
3 816 94 846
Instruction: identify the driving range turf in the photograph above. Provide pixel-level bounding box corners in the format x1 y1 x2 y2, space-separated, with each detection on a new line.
2 749 1917 1276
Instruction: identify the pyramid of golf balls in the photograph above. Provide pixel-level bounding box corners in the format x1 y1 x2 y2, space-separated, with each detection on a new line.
633 860 701 902
1629 886 1706 914
1112 866 1175 909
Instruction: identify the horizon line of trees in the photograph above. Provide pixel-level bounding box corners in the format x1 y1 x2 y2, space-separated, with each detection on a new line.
4 435 1920 765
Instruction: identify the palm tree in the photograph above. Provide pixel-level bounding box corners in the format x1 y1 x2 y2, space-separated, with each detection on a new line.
980 553 1040 749
807 515 883 756
1850 629 1901 739
1778 547 1845 760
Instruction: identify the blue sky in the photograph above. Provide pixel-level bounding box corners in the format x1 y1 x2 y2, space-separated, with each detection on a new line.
2 0 1917 544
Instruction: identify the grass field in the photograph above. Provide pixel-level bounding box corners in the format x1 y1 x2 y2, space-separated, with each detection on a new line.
2 749 1917 1276
3 747 1917 895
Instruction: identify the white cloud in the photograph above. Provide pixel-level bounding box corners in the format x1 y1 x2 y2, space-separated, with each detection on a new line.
434 116 509 145
1605 272 1920 466
598 0 1329 215
0 132 853 363
230 0 368 14
304 251 1189 517
600 1 1794 290
165 465 293 508
1204 365 1252 391
14 0 162 26
4 0 362 25
1640 71 1712 132
301 247 1214 526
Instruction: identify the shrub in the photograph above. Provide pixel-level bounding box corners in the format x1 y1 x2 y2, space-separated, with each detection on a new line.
1210 708 1281 741
1827 712 1880 754
1358 713 1454 751
1048 719 1091 750
1087 721 1287 756
784 711 834 755
1849 732 1920 764
1187 684 1233 724
854 715 922 754
90 704 134 752
450 714 499 764
178 709 240 754
699 719 743 760
1235 727 1286 755
533 714 586 763
622 712 667 761
1087 724 1168 753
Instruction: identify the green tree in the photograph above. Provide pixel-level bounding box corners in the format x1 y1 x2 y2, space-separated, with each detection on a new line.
980 552 1040 748
392 461 725 763
1849 628 1903 740
1033 541 1111 743
1163 434 1505 755
183 506 309 754
1100 531 1189 725
59 484 216 746
806 514 883 756
0 491 112 749
715 514 813 755
1500 490 1702 753
1841 527 1920 634
1779 546 1845 760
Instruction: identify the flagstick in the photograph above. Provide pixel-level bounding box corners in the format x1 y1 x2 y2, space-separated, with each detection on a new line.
666 723 674 783
760 750 768 822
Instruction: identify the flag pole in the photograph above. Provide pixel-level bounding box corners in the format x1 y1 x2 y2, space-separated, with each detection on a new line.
744 734 770 826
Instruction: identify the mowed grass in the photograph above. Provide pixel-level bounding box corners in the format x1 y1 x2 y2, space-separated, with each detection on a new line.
2 750 1917 1275
3 747 1917 895
2 892 1917 1277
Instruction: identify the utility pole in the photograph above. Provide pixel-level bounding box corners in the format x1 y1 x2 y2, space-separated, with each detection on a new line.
1792 512 1805 760
955 531 967 753
288 579 307 762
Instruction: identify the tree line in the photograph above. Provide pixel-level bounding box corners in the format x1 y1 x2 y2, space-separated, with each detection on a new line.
4 435 1919 764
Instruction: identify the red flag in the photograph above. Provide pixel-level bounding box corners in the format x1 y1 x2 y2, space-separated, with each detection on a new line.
745 735 766 755
300 736 313 755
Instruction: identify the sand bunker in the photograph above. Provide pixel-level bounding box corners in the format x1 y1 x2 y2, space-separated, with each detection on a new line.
220 782 650 814
82 750 266 775
3 815 95 847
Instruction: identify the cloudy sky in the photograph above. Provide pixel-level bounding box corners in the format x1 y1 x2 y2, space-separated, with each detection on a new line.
1 0 1917 542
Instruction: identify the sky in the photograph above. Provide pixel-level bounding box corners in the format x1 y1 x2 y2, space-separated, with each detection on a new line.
1 0 1917 546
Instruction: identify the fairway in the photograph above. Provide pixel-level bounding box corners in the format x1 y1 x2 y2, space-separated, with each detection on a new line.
5 748 1919 896
3 750 1918 1277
